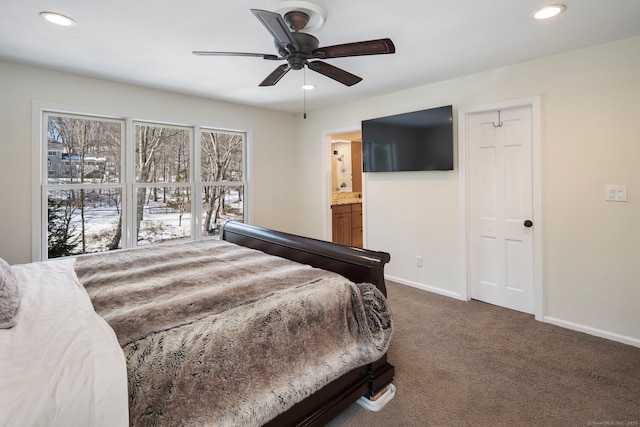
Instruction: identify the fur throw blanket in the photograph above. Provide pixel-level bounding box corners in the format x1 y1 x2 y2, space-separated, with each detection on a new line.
75 239 392 426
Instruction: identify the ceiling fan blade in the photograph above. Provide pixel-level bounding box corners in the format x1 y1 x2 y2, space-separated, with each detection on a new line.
259 64 291 86
192 51 283 60
250 9 300 52
307 61 362 86
314 38 395 59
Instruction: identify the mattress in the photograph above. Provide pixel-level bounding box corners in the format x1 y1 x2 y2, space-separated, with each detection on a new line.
0 258 128 427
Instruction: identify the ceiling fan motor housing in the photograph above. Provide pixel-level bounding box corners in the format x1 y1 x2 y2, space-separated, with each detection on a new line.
277 32 319 70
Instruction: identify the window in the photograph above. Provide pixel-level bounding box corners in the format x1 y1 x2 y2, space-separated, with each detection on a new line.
38 110 247 260
200 129 245 237
134 122 193 245
44 114 124 259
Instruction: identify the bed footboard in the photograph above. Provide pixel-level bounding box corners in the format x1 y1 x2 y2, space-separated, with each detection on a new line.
221 221 395 426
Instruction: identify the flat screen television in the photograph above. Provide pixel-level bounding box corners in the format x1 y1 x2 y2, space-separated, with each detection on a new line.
361 105 454 172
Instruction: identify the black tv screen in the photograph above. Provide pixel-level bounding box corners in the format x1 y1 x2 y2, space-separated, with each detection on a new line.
361 105 454 172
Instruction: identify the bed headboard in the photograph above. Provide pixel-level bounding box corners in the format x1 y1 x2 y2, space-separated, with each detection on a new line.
221 221 391 296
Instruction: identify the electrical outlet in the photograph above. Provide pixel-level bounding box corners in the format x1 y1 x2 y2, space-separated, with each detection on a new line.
416 256 423 268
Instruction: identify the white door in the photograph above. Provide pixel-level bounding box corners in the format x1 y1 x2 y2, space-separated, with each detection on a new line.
468 107 534 314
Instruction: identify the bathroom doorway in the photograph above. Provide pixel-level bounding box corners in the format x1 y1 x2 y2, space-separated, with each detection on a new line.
328 131 363 247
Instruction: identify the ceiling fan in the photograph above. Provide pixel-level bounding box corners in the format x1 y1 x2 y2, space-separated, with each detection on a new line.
193 8 395 87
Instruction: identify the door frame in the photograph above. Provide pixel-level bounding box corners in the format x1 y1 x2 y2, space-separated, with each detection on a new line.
457 96 543 320
322 126 364 243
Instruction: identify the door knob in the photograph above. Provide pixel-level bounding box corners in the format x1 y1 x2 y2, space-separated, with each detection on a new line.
524 220 533 228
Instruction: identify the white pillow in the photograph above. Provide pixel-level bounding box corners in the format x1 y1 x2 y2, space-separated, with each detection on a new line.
0 258 21 329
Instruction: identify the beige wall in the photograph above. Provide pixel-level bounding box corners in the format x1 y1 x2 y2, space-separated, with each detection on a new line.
0 61 297 265
1 36 638 345
293 36 640 344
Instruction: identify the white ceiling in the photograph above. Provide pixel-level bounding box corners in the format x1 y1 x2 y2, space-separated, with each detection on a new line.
2 1 640 113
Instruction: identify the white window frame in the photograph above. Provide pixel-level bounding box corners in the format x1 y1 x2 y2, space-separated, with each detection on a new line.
32 102 249 261
128 120 195 248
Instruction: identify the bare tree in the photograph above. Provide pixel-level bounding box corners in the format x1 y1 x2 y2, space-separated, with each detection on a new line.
201 131 243 234
46 117 243 253
47 116 122 253
134 124 191 242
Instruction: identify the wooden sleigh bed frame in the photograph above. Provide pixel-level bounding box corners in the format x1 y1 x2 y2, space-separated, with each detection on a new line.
221 221 395 426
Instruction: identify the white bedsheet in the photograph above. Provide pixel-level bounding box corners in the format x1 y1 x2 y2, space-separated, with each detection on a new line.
0 258 128 427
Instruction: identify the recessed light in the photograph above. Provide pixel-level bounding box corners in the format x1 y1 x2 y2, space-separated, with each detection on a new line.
533 4 566 20
301 84 315 90
40 11 76 26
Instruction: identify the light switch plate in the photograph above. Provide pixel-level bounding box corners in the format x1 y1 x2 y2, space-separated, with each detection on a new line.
605 185 627 202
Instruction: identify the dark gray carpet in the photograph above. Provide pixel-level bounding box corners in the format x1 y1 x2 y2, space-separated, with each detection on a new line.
328 281 640 427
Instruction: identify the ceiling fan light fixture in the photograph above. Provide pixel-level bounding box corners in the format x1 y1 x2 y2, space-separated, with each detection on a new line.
532 4 566 20
40 11 76 26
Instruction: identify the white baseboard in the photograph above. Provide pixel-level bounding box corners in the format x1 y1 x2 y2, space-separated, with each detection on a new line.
385 275 640 348
385 275 465 301
544 316 640 348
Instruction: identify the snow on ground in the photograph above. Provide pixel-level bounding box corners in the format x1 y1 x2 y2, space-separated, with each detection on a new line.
59 191 242 255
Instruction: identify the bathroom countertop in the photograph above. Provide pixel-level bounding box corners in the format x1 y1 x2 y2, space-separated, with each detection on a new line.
331 192 362 206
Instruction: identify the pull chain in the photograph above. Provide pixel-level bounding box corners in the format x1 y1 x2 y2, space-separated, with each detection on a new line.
303 68 307 119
